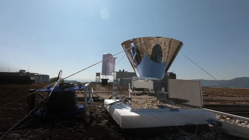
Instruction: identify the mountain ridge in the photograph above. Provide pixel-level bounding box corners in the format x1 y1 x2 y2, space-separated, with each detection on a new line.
194 77 249 88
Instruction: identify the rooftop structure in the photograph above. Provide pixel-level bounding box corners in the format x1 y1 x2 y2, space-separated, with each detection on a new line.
0 70 49 84
116 69 137 79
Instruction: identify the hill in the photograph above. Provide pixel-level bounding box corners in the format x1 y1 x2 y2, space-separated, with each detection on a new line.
196 77 249 88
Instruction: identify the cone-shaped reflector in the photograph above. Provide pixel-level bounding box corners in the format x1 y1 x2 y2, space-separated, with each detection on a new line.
121 37 183 79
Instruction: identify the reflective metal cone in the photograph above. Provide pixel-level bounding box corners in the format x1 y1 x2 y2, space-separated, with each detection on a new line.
121 37 183 79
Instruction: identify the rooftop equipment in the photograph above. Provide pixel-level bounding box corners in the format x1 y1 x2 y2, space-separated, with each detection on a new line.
121 37 183 79
105 36 216 129
30 71 92 121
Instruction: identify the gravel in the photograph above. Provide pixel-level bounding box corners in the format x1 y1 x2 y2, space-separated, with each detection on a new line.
0 101 227 140
204 101 249 105
132 99 182 109
216 114 249 128
1 84 248 140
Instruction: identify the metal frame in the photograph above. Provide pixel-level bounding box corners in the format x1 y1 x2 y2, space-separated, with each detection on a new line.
84 83 93 116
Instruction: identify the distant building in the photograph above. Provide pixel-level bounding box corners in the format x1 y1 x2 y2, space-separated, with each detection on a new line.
116 70 137 86
0 70 49 84
33 75 49 83
116 69 137 79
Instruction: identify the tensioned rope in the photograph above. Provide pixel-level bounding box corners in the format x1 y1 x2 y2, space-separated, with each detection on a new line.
0 71 64 140
0 46 124 109
0 40 151 139
116 54 126 64
1 40 221 139
181 52 226 88
0 39 152 109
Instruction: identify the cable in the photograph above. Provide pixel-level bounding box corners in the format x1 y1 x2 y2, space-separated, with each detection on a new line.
0 82 57 109
62 38 150 81
41 70 63 114
0 72 63 139
116 54 126 64
0 39 146 109
0 70 62 109
47 70 63 98
0 39 151 138
0 51 121 109
103 92 131 108
181 52 226 88
0 101 42 140
61 50 124 80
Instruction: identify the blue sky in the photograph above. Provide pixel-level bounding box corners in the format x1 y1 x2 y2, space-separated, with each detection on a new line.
0 0 248 81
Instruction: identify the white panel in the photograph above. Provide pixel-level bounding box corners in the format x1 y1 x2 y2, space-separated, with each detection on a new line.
104 99 215 129
168 79 203 107
132 79 154 91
